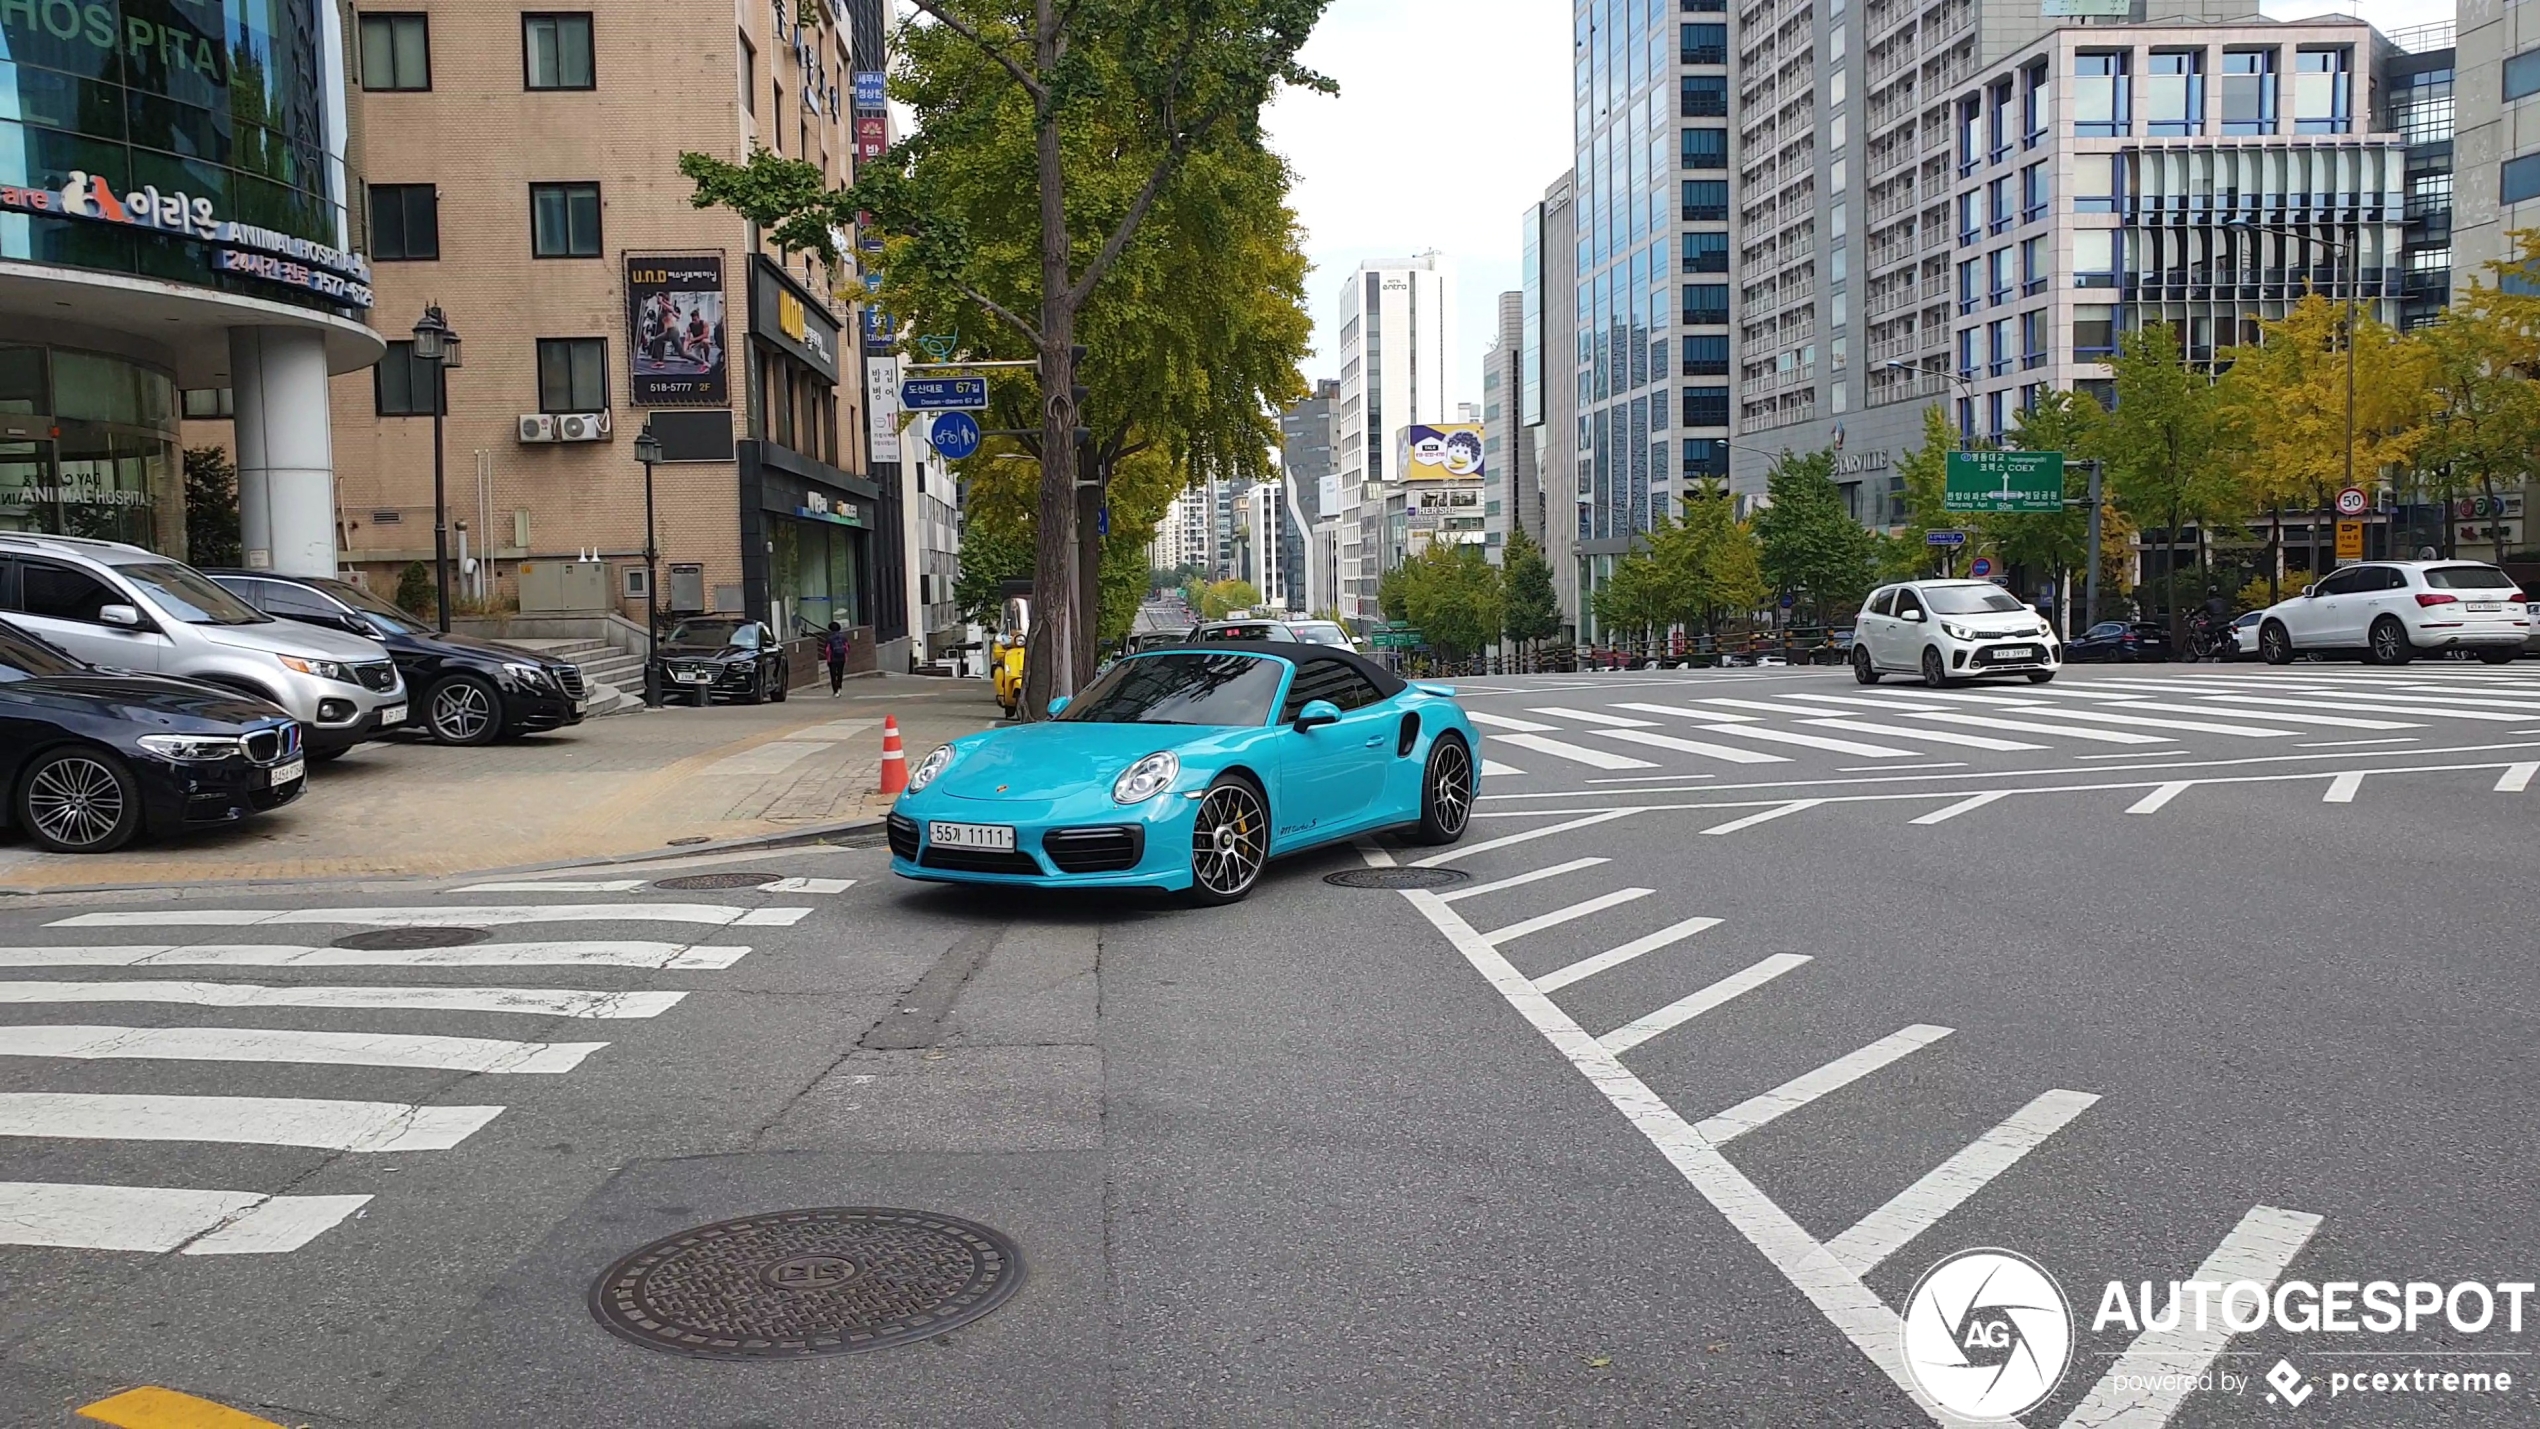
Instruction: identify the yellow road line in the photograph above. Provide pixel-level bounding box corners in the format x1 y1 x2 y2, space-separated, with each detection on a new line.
75 1386 289 1429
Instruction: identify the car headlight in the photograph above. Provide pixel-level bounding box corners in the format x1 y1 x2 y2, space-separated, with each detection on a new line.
1940 623 1976 641
501 661 549 687
139 733 243 761
1112 751 1180 805
278 655 355 683
906 744 954 793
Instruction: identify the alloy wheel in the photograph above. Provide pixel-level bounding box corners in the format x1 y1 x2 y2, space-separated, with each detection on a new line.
1429 740 1472 838
431 680 495 742
1191 783 1268 898
2371 619 2410 666
27 755 127 851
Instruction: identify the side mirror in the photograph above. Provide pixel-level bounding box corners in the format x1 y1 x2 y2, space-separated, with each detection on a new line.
2300 585 2315 599
1293 698 1341 731
1045 695 1071 717
98 604 143 629
1899 608 1925 623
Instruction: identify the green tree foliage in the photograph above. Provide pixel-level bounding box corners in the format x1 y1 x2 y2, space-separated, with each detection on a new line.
953 522 1036 625
1395 543 1503 661
2097 325 2245 633
2412 232 2540 565
1752 448 1878 619
1375 564 1410 624
182 446 242 569
1878 404 1958 581
1984 389 2104 579
1197 579 1263 619
1499 528 1563 648
1592 485 1769 646
394 562 434 620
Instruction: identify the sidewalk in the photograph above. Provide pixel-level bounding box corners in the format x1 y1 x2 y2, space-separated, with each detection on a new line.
0 674 1003 892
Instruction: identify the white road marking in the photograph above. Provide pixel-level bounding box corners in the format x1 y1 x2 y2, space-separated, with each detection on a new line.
2055 699 2418 730
1586 773 1718 784
2296 738 2418 748
1466 711 1560 733
1480 759 1528 777
1409 810 1640 868
1842 762 1966 772
1703 800 1824 834
0 942 749 970
48 905 811 930
1689 725 1927 758
0 981 687 1019
1876 690 2052 706
2058 1206 2323 1429
2005 708 2298 738
1596 730 1790 764
1482 889 1657 947
450 880 646 893
1803 717 2045 752
2323 771 2366 802
2127 783 2193 814
0 1181 373 1255
1528 706 1659 727
1695 1025 1955 1145
0 1025 606 1074
1436 858 1610 904
2075 751 2173 760
1824 1089 2102 1277
2497 762 2539 793
1901 711 2172 744
1908 791 2009 825
1533 916 1726 994
1611 702 1761 722
762 877 856 894
1490 732 1658 770
1597 954 1811 1055
0 1093 504 1152
2175 693 2529 722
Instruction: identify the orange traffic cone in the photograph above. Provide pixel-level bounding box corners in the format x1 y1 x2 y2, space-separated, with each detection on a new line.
878 715 907 795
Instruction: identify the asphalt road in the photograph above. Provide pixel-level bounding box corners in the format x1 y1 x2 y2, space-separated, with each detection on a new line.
2 661 2535 1427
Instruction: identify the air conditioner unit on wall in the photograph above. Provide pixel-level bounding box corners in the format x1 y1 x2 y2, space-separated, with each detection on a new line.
518 414 558 443
556 410 613 442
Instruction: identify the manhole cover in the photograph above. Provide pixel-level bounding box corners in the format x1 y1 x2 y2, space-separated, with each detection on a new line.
588 1208 1024 1359
1322 867 1471 890
651 872 782 891
330 927 489 951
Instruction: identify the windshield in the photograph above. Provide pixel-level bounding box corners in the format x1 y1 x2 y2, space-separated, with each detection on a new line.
0 618 89 681
312 578 428 634
665 618 747 647
1292 622 1352 647
2424 565 2516 591
119 562 267 625
1057 652 1285 727
1923 585 2027 615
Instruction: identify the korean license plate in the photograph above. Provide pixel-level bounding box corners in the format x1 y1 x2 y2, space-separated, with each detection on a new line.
929 821 1015 851
379 703 407 725
2469 602 2502 613
1994 646 2035 660
266 758 304 788
677 671 711 683
574 699 589 716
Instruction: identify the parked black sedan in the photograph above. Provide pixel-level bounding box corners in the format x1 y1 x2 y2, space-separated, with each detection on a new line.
2062 620 2174 663
651 617 791 704
208 572 588 745
0 618 305 853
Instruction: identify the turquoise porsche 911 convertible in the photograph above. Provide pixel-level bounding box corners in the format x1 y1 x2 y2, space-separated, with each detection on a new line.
886 643 1478 904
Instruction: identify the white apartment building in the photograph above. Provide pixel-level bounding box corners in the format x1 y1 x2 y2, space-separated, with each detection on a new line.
1331 254 1455 624
2454 2 2540 294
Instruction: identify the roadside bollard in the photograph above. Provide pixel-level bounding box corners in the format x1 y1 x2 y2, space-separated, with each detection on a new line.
878 716 908 795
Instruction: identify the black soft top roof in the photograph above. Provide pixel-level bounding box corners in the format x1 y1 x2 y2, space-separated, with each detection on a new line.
1130 641 1406 700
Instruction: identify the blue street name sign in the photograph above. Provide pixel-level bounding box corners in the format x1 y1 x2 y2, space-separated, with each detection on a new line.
1926 529 1967 547
928 411 981 460
900 376 988 410
853 71 886 110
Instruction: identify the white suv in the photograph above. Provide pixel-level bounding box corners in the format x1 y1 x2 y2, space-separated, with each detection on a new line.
1855 579 2061 687
2254 561 2529 666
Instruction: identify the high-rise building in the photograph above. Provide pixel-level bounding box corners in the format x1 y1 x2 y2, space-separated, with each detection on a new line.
2383 27 2457 329
1280 379 1341 518
1532 172 1582 637
1331 254 1455 624
1482 291 1525 563
2452 6 2540 297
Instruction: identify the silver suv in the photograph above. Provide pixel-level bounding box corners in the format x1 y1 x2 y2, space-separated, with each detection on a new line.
0 534 407 760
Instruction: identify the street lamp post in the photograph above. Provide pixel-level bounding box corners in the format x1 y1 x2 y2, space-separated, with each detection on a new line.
410 305 461 633
634 424 663 708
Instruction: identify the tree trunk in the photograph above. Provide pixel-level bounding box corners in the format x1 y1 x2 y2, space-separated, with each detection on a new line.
1020 0 1079 720
1077 446 1105 666
2268 503 2281 604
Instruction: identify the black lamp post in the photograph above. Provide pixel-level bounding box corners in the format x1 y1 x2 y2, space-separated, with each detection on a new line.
634 423 663 708
410 304 461 633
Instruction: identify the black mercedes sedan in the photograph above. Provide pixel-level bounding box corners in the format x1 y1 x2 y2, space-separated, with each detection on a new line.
0 619 305 854
651 617 791 704
207 572 588 745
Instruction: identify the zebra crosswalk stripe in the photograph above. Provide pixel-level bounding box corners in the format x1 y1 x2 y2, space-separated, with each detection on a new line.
0 981 686 1018
0 1025 607 1074
0 1093 505 1152
0 942 751 970
0 1181 373 1255
47 904 813 929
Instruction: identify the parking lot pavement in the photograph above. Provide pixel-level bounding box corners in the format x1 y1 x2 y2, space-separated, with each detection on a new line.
0 676 1001 894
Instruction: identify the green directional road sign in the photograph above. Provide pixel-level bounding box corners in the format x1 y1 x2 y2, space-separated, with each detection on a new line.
1945 450 2065 513
1372 625 1424 649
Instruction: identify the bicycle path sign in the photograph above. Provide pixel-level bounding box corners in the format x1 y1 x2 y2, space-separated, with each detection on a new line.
1945 451 2064 513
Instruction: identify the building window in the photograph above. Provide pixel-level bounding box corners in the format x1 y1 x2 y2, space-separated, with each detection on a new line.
1989 175 2014 232
1682 180 1728 222
1681 74 1727 116
2293 49 2349 134
2502 153 2540 206
740 34 756 113
1987 77 2013 159
2021 234 2048 294
1682 283 1728 324
524 13 596 90
2074 153 2122 213
368 183 438 261
2074 305 2117 359
1681 333 1729 376
2074 52 2128 137
1682 231 1729 272
1682 437 1728 478
2022 60 2050 144
1988 247 2013 303
358 13 431 91
1957 191 1980 245
2148 50 2203 136
181 387 233 419
2020 163 2049 221
375 341 444 415
530 182 602 257
2074 230 2117 286
1989 317 2014 376
1958 258 1981 314
2509 49 2540 103
1958 96 1982 173
2021 309 2048 367
536 338 608 412
1681 127 1728 170
2221 49 2277 135
1681 386 1729 427
1681 22 1726 64
1956 327 1977 379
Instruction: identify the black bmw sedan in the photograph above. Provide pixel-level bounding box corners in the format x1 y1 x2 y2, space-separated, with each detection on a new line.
0 618 305 854
651 616 792 704
208 572 588 745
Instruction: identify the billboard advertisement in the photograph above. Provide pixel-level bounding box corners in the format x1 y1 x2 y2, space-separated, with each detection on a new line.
626 254 728 405
1397 422 1486 482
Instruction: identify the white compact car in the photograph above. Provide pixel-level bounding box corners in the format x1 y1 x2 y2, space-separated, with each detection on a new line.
2253 561 2529 666
1854 579 2061 687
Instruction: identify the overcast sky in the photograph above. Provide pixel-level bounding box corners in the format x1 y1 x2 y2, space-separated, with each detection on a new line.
1263 0 2454 412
